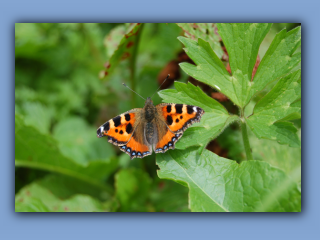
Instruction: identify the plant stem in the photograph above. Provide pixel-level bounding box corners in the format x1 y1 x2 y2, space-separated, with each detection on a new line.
240 109 253 160
129 23 144 108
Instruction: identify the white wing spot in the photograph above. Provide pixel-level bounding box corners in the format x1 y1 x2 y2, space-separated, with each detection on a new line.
100 126 104 132
193 107 197 112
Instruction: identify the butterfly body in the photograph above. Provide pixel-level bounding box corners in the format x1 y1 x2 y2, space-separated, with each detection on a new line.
97 97 204 160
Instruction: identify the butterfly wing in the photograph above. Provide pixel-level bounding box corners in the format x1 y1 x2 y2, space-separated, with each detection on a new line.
97 108 140 145
152 117 178 153
156 103 204 133
119 121 153 159
153 103 205 153
97 108 152 159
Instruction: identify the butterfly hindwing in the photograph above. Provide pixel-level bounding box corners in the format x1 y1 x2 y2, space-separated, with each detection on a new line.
119 122 152 160
156 103 204 133
153 117 183 154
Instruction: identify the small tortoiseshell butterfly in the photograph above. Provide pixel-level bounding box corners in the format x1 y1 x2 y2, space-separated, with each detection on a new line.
97 76 205 160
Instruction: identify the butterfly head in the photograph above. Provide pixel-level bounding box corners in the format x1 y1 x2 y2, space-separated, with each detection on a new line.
145 97 154 106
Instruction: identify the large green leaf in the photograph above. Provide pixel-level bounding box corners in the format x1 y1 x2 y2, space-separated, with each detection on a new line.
179 24 301 108
177 23 224 58
101 23 142 79
115 168 152 212
217 23 271 106
15 114 117 194
158 82 239 151
15 178 106 212
246 70 301 147
157 148 301 212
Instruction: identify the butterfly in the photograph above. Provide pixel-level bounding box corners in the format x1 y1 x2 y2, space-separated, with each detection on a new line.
97 77 205 160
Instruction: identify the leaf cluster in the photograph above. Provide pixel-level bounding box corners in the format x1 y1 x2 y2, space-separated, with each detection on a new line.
158 23 301 211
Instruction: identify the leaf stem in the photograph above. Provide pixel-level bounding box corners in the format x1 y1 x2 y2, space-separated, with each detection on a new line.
240 109 253 160
129 23 144 108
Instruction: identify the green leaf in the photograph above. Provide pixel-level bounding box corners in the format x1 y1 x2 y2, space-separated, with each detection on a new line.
250 27 301 101
104 25 127 58
101 23 142 79
177 23 224 58
217 23 271 79
15 179 105 212
158 82 239 150
21 101 54 134
246 70 301 147
15 198 50 212
15 114 117 194
157 148 301 212
53 117 115 164
255 165 301 212
217 23 271 106
179 24 301 108
179 37 238 104
115 168 152 212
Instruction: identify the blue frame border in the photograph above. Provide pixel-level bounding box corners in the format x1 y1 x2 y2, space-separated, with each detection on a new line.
4 0 319 239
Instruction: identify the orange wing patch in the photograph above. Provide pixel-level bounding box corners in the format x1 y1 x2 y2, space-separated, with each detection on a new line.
97 112 137 146
119 135 151 159
154 129 182 154
157 103 204 133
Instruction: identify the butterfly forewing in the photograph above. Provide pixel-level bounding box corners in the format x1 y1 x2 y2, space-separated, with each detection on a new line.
156 103 204 133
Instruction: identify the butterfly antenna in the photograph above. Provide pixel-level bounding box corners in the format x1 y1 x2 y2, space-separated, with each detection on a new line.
122 83 146 100
151 74 170 99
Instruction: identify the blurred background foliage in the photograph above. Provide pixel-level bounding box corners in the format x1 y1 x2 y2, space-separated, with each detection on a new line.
15 23 300 212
